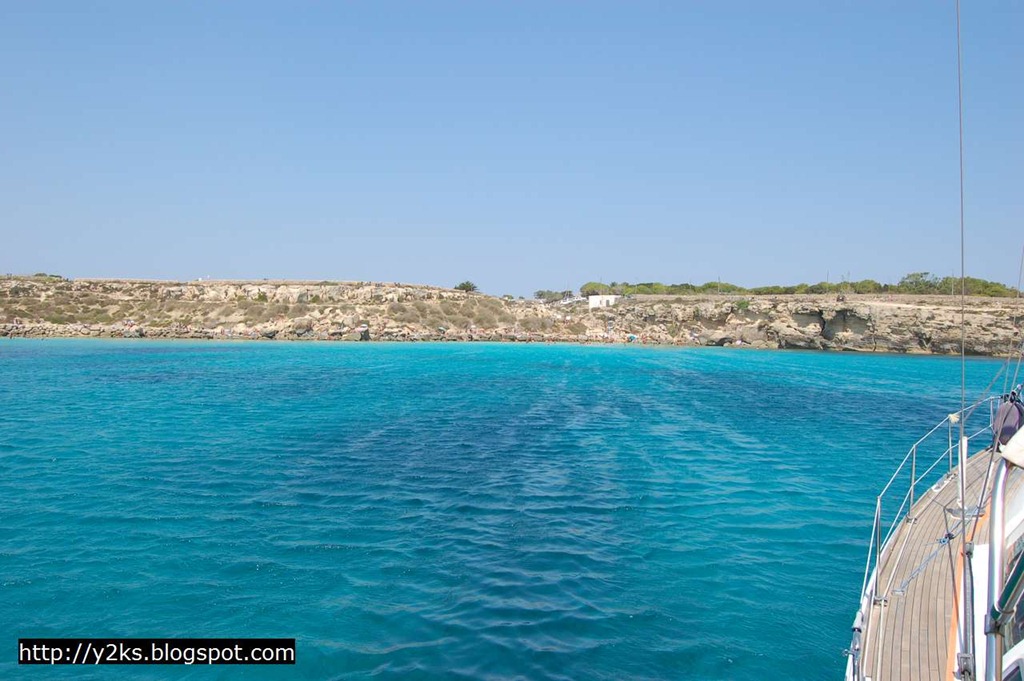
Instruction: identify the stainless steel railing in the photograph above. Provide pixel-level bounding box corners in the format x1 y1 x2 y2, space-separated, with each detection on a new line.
986 458 1012 681
846 395 1001 681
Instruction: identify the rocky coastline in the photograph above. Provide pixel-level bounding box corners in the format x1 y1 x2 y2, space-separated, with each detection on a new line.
1 277 1020 356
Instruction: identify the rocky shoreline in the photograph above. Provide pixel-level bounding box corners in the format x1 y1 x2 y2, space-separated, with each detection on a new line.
1 278 1021 355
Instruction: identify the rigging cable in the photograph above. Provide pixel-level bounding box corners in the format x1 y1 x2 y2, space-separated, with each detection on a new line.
954 0 974 675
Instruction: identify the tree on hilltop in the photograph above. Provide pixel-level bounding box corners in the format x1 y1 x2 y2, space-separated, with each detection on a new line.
534 290 565 303
580 282 611 296
455 281 478 292
897 272 938 294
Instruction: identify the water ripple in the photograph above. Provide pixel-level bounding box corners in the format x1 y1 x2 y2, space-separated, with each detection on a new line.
0 340 1004 679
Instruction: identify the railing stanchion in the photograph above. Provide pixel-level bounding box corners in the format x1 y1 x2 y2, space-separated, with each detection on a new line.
949 418 955 473
909 445 917 519
874 497 882 596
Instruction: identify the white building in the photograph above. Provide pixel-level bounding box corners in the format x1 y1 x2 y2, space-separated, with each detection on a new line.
588 294 619 310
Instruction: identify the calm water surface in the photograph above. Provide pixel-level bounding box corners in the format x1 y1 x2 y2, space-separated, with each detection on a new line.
0 340 1006 679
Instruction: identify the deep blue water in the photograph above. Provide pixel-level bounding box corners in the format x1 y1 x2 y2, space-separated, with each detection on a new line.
0 340 1009 679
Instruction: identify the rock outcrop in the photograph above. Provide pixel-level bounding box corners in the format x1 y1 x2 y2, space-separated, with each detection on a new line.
1 277 1020 355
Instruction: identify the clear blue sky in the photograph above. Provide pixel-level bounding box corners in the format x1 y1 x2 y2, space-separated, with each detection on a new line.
2 1 1021 296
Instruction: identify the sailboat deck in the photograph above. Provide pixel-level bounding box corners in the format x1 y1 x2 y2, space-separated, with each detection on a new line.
862 450 1022 681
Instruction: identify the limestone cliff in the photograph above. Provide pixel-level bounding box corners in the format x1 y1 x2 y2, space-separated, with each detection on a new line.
1 277 1020 355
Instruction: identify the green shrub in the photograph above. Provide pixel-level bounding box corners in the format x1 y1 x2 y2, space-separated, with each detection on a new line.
479 298 504 313
521 317 543 332
474 312 497 328
424 313 445 330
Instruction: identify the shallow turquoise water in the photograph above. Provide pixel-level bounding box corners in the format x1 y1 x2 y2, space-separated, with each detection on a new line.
0 340 1007 679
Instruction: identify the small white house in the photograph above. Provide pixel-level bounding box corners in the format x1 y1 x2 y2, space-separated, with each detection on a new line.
588 294 620 310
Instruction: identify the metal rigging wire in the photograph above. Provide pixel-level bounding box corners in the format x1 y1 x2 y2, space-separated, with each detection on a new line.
954 0 974 674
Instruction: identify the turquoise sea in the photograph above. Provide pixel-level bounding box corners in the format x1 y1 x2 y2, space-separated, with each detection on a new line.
0 340 1008 679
